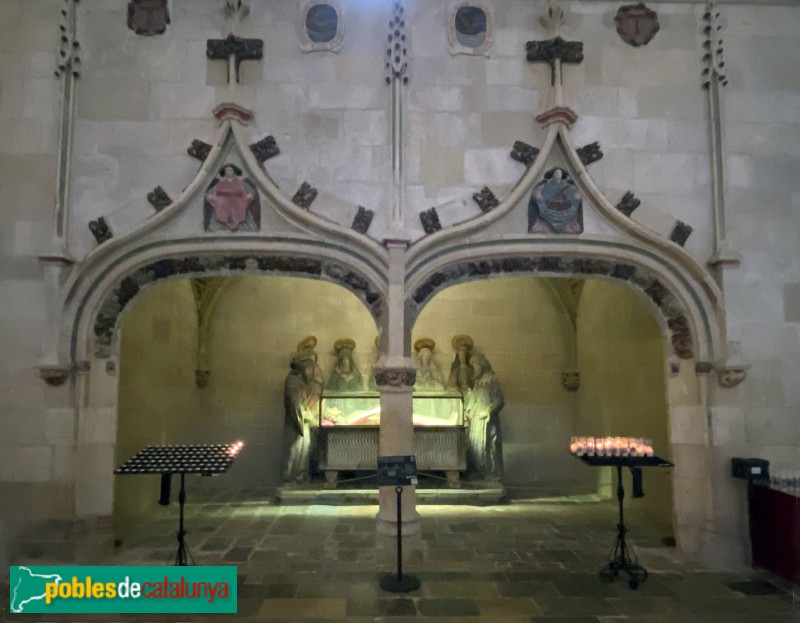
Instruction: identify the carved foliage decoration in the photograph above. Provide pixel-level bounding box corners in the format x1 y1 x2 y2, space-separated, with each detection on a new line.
292 182 318 209
56 0 81 78
702 3 728 88
89 217 112 244
187 139 212 162
670 221 693 247
411 257 693 360
203 164 260 232
510 141 540 167
615 3 660 47
616 191 641 217
577 142 603 166
525 36 584 84
206 34 263 82
420 208 442 234
473 187 499 213
351 206 374 234
127 0 170 36
385 1 409 84
250 136 280 164
147 186 172 212
448 3 492 56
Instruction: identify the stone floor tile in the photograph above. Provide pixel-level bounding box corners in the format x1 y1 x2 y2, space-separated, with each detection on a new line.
417 598 482 616
345 597 417 616
476 597 543 616
534 597 621 617
257 597 347 618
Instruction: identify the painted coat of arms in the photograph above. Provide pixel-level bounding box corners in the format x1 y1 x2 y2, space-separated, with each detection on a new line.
528 167 583 234
615 3 660 48
203 163 261 232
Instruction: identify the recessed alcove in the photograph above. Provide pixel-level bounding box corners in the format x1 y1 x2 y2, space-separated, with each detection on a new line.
113 274 672 539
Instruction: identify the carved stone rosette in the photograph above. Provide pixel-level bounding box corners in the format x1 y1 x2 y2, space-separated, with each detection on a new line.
373 367 416 388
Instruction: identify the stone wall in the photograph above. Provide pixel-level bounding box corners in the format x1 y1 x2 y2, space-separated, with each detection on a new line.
0 0 67 537
0 0 799 571
414 277 578 492
577 279 673 537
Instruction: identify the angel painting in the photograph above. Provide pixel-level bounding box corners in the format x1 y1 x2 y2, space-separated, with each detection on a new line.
203 163 261 232
527 167 583 234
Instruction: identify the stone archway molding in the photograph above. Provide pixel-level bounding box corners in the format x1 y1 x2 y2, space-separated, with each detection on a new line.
65 239 387 364
406 238 721 364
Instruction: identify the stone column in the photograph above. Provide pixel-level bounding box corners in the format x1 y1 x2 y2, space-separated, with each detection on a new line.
374 240 420 536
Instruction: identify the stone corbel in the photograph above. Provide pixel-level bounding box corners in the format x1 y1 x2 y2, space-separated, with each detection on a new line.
716 341 749 388
716 365 749 388
196 369 211 388
36 364 72 387
561 369 580 392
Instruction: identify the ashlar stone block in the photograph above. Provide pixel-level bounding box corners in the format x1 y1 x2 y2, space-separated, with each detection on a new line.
464 148 521 186
421 144 464 187
79 78 151 121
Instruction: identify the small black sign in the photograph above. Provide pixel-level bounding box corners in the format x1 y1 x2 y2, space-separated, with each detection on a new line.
377 455 418 486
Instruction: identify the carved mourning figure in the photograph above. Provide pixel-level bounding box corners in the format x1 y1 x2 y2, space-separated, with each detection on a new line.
466 352 505 480
414 338 445 391
127 0 170 36
447 334 475 394
328 338 363 391
204 164 260 232
283 346 324 483
528 167 583 234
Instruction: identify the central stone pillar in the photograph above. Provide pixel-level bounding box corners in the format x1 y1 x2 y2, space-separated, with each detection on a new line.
374 239 420 536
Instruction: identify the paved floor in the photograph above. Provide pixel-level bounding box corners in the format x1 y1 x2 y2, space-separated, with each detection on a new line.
3 488 799 622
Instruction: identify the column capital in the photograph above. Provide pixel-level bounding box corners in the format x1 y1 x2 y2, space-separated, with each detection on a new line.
373 362 416 389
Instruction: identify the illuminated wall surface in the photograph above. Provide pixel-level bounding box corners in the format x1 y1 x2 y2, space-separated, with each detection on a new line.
117 275 671 533
576 280 672 537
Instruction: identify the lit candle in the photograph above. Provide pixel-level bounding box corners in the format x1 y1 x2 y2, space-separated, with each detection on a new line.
570 437 578 455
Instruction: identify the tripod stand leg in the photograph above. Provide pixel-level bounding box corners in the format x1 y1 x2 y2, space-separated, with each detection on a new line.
175 472 192 566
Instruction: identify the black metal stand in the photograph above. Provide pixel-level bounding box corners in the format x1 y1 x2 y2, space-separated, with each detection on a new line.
159 472 172 506
577 454 673 590
115 442 243 567
174 473 194 566
379 486 421 593
599 465 648 589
